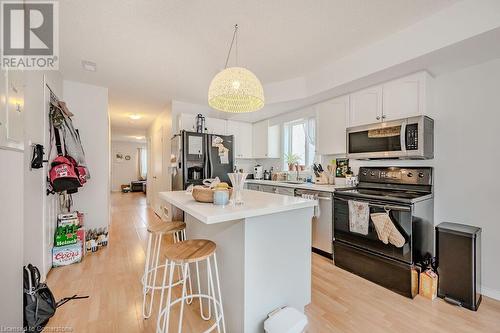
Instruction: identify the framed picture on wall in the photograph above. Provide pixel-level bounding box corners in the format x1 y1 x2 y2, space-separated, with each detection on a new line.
115 152 124 163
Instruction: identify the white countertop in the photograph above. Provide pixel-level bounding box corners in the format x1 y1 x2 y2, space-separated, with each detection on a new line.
159 190 316 224
246 179 350 193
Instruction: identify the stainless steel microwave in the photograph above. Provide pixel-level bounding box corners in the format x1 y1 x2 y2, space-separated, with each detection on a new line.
346 115 434 160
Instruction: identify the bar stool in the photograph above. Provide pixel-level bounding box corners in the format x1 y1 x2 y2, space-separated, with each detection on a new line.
142 221 190 319
157 239 226 333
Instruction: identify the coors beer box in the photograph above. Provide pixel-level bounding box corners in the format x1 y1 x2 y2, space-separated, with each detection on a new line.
52 241 83 267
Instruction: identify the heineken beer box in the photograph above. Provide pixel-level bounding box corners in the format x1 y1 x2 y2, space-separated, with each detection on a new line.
52 242 83 267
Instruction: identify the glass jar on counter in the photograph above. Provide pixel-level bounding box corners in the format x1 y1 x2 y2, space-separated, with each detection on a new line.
213 188 230 206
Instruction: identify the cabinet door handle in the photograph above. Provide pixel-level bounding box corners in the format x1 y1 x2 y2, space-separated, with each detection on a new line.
382 115 386 119
376 116 381 120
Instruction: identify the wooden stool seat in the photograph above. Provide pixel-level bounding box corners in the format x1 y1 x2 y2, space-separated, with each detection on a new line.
164 239 216 263
147 221 186 234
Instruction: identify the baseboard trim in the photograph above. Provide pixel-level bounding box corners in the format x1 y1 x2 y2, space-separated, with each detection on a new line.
312 247 333 260
482 286 500 301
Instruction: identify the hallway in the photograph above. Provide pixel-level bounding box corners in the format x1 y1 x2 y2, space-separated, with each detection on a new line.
46 192 500 333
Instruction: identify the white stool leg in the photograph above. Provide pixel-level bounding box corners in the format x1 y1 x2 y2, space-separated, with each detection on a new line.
196 261 212 320
207 256 221 333
150 234 162 316
157 258 170 323
143 233 162 318
142 232 153 318
212 253 226 333
177 263 189 333
159 260 176 333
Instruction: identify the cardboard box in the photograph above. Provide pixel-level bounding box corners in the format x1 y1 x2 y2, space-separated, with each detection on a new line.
419 269 438 300
54 224 79 247
52 242 83 267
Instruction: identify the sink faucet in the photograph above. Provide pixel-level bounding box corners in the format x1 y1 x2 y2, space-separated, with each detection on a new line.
296 163 300 182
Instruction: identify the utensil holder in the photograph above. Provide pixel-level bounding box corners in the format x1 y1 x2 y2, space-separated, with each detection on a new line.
228 172 248 205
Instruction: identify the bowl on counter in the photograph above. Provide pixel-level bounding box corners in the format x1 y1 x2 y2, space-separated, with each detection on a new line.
192 185 232 203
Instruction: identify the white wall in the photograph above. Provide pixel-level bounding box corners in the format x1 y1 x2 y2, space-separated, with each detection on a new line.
0 149 24 327
147 106 172 217
111 140 146 191
348 58 500 299
63 81 110 230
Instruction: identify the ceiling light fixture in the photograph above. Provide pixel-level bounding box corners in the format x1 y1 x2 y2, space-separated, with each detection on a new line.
81 60 97 72
208 24 264 113
129 114 142 120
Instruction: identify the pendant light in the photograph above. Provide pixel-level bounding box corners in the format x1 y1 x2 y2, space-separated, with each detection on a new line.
208 24 265 113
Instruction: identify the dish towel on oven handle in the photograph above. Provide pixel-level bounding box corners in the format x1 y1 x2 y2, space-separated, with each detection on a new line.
302 194 320 218
348 200 369 235
370 212 405 248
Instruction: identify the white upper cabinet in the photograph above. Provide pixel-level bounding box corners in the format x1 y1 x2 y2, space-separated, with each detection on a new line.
315 95 349 155
227 120 253 159
177 113 196 132
177 113 227 135
253 120 280 159
382 72 430 121
205 117 227 135
349 86 383 127
348 71 431 127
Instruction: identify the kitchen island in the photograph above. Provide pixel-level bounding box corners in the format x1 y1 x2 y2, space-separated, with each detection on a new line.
159 189 315 333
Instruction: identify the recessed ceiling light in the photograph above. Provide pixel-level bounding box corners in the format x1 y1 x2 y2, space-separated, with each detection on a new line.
129 114 142 120
82 60 97 72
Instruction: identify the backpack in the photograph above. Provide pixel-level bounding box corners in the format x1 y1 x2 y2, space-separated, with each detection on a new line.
48 124 86 193
49 155 82 193
23 264 56 332
47 100 89 194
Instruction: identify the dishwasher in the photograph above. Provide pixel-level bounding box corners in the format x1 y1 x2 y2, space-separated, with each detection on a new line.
295 189 333 258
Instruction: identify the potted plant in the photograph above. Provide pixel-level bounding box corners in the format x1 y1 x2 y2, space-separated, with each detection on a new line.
284 153 301 171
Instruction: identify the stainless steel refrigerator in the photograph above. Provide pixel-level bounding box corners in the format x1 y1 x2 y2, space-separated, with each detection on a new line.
171 130 234 191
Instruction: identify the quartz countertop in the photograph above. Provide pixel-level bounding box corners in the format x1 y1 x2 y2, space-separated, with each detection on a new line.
159 190 316 224
245 179 350 193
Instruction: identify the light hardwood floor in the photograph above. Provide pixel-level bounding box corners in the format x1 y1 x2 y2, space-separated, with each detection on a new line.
46 192 500 333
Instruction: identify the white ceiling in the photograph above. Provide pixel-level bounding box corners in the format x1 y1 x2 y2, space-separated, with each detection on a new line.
59 0 458 129
110 127 147 143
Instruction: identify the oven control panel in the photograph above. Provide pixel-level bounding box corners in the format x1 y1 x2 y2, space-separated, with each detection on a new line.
358 167 432 185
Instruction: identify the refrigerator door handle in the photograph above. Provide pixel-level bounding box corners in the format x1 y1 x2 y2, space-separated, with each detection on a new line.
207 135 214 179
203 135 210 179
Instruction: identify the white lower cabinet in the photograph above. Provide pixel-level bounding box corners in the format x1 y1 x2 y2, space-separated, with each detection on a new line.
227 120 253 158
315 95 348 155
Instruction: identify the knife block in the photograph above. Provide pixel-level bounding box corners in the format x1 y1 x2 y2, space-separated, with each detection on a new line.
314 173 330 185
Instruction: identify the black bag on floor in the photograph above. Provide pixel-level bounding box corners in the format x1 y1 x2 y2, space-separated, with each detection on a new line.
23 264 56 332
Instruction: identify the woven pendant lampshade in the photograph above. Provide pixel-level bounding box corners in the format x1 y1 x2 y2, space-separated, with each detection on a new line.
208 66 264 113
208 25 264 113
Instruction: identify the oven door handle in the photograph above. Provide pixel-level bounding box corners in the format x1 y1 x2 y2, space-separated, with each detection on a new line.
334 196 411 212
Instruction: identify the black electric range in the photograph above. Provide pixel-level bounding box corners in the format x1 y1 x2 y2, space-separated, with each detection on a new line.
333 167 434 298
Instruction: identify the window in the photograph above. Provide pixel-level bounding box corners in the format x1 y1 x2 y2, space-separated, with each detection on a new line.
138 147 147 180
283 117 315 169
